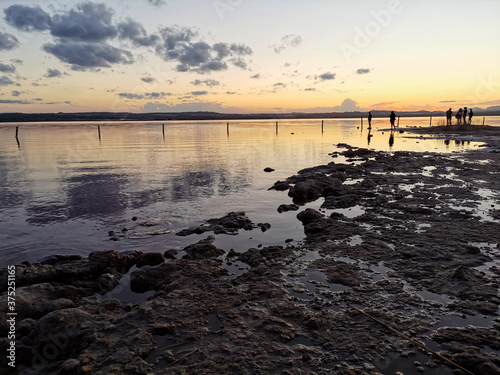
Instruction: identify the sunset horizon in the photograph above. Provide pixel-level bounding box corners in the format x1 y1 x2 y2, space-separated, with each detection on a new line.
1 0 499 114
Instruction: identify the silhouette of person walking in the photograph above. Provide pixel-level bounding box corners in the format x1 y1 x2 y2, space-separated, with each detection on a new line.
390 111 396 129
368 111 372 129
463 107 468 125
456 108 463 125
468 108 473 124
446 108 452 126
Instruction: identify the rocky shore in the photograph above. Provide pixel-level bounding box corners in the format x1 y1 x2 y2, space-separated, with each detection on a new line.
1 125 500 375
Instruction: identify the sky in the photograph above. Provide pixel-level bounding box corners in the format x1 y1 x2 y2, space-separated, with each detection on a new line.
0 0 499 114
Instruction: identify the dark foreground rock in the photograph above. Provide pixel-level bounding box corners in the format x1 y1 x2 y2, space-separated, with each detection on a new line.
1 132 500 374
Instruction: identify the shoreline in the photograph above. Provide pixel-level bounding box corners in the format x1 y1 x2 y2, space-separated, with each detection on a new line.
1 126 500 374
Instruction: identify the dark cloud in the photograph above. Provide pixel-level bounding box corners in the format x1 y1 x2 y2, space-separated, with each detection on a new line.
46 68 62 78
356 68 370 74
317 72 336 81
0 63 16 73
43 42 133 70
156 26 252 73
191 79 220 87
50 2 116 41
439 100 456 103
304 88 317 92
141 77 156 83
4 5 52 32
0 32 19 51
191 91 208 96
12 90 22 96
119 92 172 100
0 99 30 104
250 74 260 79
117 19 159 47
0 76 18 86
272 34 302 54
145 0 167 6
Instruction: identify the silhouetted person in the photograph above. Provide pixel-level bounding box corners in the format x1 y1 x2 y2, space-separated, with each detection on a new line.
468 108 473 124
456 108 463 125
446 108 452 125
368 111 372 129
463 107 468 125
390 111 396 129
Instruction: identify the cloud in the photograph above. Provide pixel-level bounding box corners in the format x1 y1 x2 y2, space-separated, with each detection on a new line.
43 42 133 70
250 74 260 79
317 72 336 81
439 100 456 103
271 34 302 54
117 19 159 47
0 63 16 73
50 2 116 41
46 68 62 78
356 68 370 74
145 0 167 6
0 32 19 51
4 5 52 32
304 88 317 92
11 90 22 96
156 26 252 73
0 76 19 86
191 91 208 96
141 76 156 83
119 92 173 100
333 98 361 112
0 99 30 104
191 79 220 87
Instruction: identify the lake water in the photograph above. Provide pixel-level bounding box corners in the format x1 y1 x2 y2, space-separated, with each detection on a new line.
1 116 499 267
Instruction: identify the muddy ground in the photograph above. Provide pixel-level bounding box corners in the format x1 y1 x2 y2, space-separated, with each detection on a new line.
1 124 499 375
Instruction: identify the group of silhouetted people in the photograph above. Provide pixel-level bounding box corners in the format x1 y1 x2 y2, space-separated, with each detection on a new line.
446 107 473 125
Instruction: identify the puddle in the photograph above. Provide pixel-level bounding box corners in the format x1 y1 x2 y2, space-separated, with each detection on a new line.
97 265 155 304
331 205 365 218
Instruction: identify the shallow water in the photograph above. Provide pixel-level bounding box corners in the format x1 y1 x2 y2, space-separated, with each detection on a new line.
0 117 498 267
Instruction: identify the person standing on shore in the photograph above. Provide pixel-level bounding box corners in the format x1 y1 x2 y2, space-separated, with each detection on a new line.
456 108 463 125
463 107 468 125
368 111 372 129
446 108 452 125
468 108 473 124
390 111 396 129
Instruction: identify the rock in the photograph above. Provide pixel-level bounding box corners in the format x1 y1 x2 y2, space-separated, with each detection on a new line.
269 181 291 191
264 167 275 172
297 208 324 225
163 249 179 259
136 253 164 267
277 204 300 213
183 236 225 260
257 223 271 232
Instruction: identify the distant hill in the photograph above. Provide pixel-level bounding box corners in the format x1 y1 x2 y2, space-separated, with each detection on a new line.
1 109 499 123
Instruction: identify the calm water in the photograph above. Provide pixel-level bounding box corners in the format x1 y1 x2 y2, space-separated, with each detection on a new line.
1 117 499 267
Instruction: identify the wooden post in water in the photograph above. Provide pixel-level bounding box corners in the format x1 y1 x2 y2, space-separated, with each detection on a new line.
361 117 363 128
397 116 400 128
15 126 19 139
322 120 324 133
276 121 278 134
227 122 229 135
98 125 101 140
430 116 432 127
162 123 165 136
483 117 485 126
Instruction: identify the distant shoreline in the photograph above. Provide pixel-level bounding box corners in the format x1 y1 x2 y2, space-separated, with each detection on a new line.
1 110 500 123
